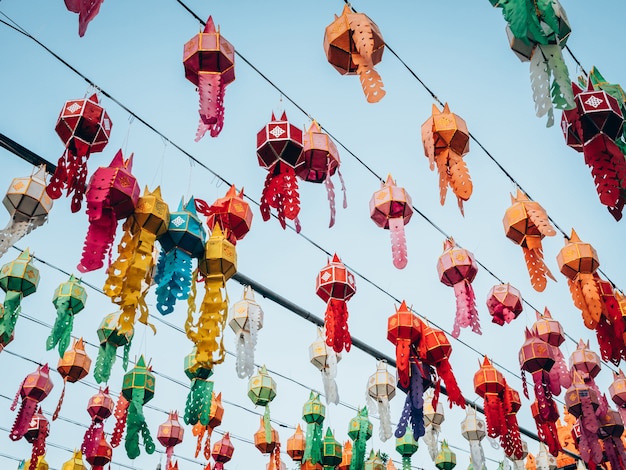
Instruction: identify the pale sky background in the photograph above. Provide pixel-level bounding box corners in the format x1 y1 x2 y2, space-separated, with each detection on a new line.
0 1 625 469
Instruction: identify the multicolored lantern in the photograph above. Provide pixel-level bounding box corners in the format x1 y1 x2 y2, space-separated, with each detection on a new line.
61 450 87 470
0 165 53 258
183 16 235 140
249 365 277 450
486 283 523 326
309 327 340 405
503 190 556 291
53 337 91 420
111 355 156 459
366 360 396 441
46 274 87 357
229 285 264 379
369 175 413 269
435 440 456 470
85 434 112 470
191 391 223 460
256 111 304 231
321 428 342 468
568 339 601 387
183 346 214 427
154 197 206 315
473 357 506 440
518 328 556 413
78 149 140 272
423 389 445 461
421 104 472 214
299 121 346 227
437 238 480 338
396 429 419 470
48 93 112 212
81 387 114 460
104 186 169 333
324 4 385 103
93 311 134 383
302 391 325 467
0 248 39 348
212 432 235 470
158 411 184 469
597 397 626 470
461 407 486 470
348 407 373 470
24 407 49 470
317 254 356 354
287 424 306 462
9 363 54 441
64 0 104 37
195 184 253 246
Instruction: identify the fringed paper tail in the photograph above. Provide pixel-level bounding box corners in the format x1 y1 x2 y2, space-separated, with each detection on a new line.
437 359 465 408
10 397 36 441
260 165 301 231
111 394 129 448
523 246 555 292
423 424 439 462
195 74 225 141
324 166 337 228
389 217 408 269
0 290 22 346
322 348 339 405
0 220 33 259
378 396 393 442
78 209 116 273
155 248 193 315
324 298 351 354
452 280 481 338
469 440 485 470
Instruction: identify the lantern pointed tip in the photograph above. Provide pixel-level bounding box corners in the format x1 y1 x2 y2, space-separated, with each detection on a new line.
569 228 581 243
571 81 583 95
204 16 216 33
280 111 287 121
136 355 147 367
88 93 99 103
331 253 341 263
443 103 451 114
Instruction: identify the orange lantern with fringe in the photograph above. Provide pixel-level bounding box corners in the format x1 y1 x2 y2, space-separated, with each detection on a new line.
54 338 91 420
195 185 253 246
192 391 223 461
386 300 421 389
287 424 306 462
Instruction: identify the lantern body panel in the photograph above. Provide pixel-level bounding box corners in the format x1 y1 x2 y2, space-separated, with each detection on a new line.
299 124 340 182
437 245 478 286
4 173 53 221
55 95 112 154
183 27 235 87
256 114 304 170
316 255 356 303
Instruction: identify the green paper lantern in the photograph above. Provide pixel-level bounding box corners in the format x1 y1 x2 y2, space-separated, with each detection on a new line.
322 427 342 467
303 391 326 424
46 274 87 356
248 365 276 406
348 407 373 441
435 440 457 470
364 450 384 470
122 356 155 403
396 430 418 470
183 346 214 426
0 248 39 296
94 312 134 384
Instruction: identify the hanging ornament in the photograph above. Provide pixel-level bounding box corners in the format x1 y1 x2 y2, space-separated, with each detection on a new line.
396 429 419 470
85 434 112 470
597 397 626 470
0 248 39 349
338 441 352 470
10 363 54 441
93 311 134 384
386 300 421 388
256 111 305 231
436 440 457 470
46 275 87 357
154 197 206 315
78 150 140 273
316 254 356 354
321 428 342 468
183 346 214 427
64 0 104 37
423 389 445 461
249 365 277 451
24 408 49 470
61 450 86 470
595 279 626 365
503 190 556 291
24 455 48 470
104 186 169 333
158 411 184 469
300 121 347 227
535 443 558 470
531 308 571 393
554 414 577 470
369 175 413 269
287 424 306 463
81 387 114 460
48 93 112 212
473 357 507 442
324 4 385 102
186 223 236 366
0 165 53 259
364 451 385 470
183 16 235 140
518 328 557 417
54 338 91 420
530 400 561 457
309 326 341 405
486 283 523 326
195 184 253 246
568 339 601 387
111 355 156 459
348 407 373 470
502 384 525 460
610 369 626 426
561 81 626 220
254 416 281 469
386 459 398 470
191 391 223 461
421 104 473 214
461 407 486 470
302 391 325 468
212 432 235 470
229 285 264 379
366 360 396 442
437 238 480 338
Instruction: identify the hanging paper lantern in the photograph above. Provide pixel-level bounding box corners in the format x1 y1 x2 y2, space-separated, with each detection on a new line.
212 432 235 470
191 391 223 461
46 275 87 357
24 408 49 470
254 416 280 454
437 238 480 338
256 111 305 231
85 434 112 470
530 399 562 457
366 360 396 442
158 411 184 469
396 429 419 470
316 254 356 354
229 285 264 379
81 387 114 460
348 407 373 470
486 283 523 326
183 16 235 140
503 190 556 291
321 428 342 468
309 326 341 405
473 357 506 440
0 248 39 348
187 223 236 367
518 328 557 416
364 450 385 470
249 365 277 452
502 383 525 460
554 415 577 470
531 308 571 393
436 440 457 470
93 311 134 384
104 186 169 333
24 455 48 470
386 300 421 389
10 364 53 441
461 407 486 470
78 150 140 272
568 339 601 384
302 391 326 468
369 175 413 269
0 165 53 259
111 355 156 459
597 398 626 470
421 104 472 214
48 93 112 211
609 369 626 426
53 337 91 420
299 121 346 227
423 389 445 461
287 424 306 462
183 346 214 427
594 279 626 365
64 0 104 37
195 184 253 246
338 441 352 470
395 359 430 442
324 4 385 103
387 459 398 470
61 450 86 470
154 197 206 315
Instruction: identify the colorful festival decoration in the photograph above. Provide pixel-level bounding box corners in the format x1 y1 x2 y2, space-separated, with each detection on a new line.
212 432 235 470
53 338 91 420
111 355 156 459
324 4 385 103
249 365 277 449
253 415 281 470
0 248 39 349
183 16 235 140
364 450 385 470
157 411 185 469
423 390 445 461
597 399 626 470
302 391 325 468
348 407 373 470
435 440 456 470
309 327 340 405
610 369 626 426
338 440 352 470
316 253 356 354
437 238 480 338
486 283 523 326
85 434 112 470
24 408 49 470
531 308 571 394
93 311 134 384
81 387 114 462
78 150 140 273
183 346 214 427
387 300 420 389
256 111 304 231
229 285 264 379
154 197 205 315
487 0 574 126
503 190 556 291
369 175 413 269
0 165 53 259
300 121 346 227
421 104 473 214
287 424 306 463
191 391 223 461
61 450 87 470
9 363 54 441
64 0 104 37
561 80 626 220
366 360 396 442
104 186 169 333
195 184 253 246
46 274 87 357
396 429 419 470
322 428 342 468
461 407 486 470
24 455 48 470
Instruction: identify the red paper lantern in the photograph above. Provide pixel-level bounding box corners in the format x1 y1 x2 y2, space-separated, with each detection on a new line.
9 363 54 441
24 407 49 470
609 369 626 426
183 16 235 140
195 185 253 245
158 411 185 468
386 300 421 389
212 432 235 470
473 357 506 439
568 339 601 381
486 283 523 326
85 434 112 470
530 308 571 395
82 386 114 459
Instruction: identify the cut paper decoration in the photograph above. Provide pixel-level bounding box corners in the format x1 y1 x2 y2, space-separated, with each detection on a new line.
531 308 571 395
191 391 223 461
10 364 54 441
53 338 91 421
85 434 112 470
386 300 421 390
302 391 325 468
609 369 626 427
249 365 277 455
321 428 342 468
24 408 49 470
396 429 419 470
64 0 104 37
253 415 281 470
435 440 456 470
157 411 184 469
93 311 134 384
183 346 214 431
366 360 396 442
461 407 486 470
195 185 252 246
423 390 445 462
229 285 264 379
61 450 87 470
46 275 87 357
212 432 235 470
309 327 340 405
287 424 306 463
348 407 373 470
486 283 523 326
81 387 114 461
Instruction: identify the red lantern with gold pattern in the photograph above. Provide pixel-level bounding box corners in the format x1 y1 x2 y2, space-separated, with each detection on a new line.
85 434 112 470
82 386 114 460
10 363 54 442
486 283 523 326
473 357 506 439
531 308 571 395
195 185 253 246
24 407 49 470
387 300 421 389
54 337 91 420
501 384 524 460
158 411 185 468
212 431 235 470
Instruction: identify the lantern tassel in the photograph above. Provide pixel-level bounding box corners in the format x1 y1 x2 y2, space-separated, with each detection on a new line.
322 347 339 405
78 208 116 273
155 248 193 315
260 165 301 232
436 359 465 408
530 45 553 126
423 423 439 461
324 162 337 228
263 405 272 444
0 220 34 259
567 279 598 329
395 361 426 440
347 15 385 103
350 415 369 470
184 379 213 425
483 393 505 439
377 396 393 442
452 280 480 338
396 339 411 389
389 217 408 269
522 246 555 293
603 437 626 470
547 347 571 393
45 296 74 356
47 149 89 212
192 423 206 458
64 0 104 37
195 73 226 141
304 421 323 465
10 396 37 441
125 387 156 459
469 440 485 470
0 290 23 344
28 417 48 470
324 298 351 354
52 377 67 421
82 421 104 458
535 419 561 457
448 151 473 215
94 342 118 384
111 395 129 448
579 274 603 324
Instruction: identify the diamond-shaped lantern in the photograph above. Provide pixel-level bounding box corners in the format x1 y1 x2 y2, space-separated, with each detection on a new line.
24 454 48 470
93 312 134 384
158 411 184 468
54 337 91 420
609 369 626 425
338 441 352 470
302 391 325 466
348 407 373 470
249 364 277 449
387 300 421 389
473 357 505 439
396 429 419 470
287 424 306 462
229 285 264 379
461 407 486 470
367 361 395 441
486 283 523 326
364 450 385 470
212 432 235 470
565 371 600 422
10 364 54 441
196 185 253 245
